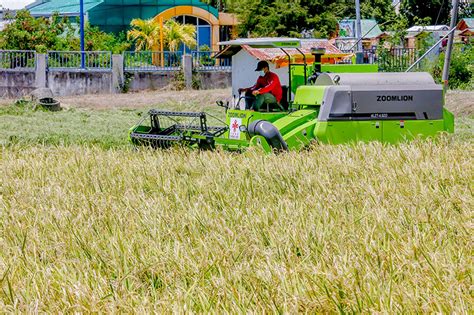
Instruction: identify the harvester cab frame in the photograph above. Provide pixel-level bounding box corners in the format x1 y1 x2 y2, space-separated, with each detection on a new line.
129 38 454 152
218 37 308 111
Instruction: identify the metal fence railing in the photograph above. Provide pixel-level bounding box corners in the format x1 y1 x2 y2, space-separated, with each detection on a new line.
0 50 233 72
47 51 112 71
340 48 420 72
192 51 232 71
0 50 36 70
124 51 182 71
340 48 379 63
376 48 420 72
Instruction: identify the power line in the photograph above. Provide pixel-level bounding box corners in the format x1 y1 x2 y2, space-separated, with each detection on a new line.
434 0 447 25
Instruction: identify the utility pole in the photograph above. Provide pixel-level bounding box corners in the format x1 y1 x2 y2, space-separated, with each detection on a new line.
160 17 164 68
355 0 363 64
80 0 85 69
442 0 459 91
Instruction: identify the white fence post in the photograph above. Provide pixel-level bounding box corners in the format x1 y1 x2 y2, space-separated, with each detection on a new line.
112 54 124 93
35 53 47 88
182 54 193 90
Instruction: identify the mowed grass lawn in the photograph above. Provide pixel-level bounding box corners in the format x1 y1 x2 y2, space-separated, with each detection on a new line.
0 90 473 312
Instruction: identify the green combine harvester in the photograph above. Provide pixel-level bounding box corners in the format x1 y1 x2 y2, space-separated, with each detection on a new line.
129 38 454 152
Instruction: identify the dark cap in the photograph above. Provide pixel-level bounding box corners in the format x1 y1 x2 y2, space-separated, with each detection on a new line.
255 60 269 71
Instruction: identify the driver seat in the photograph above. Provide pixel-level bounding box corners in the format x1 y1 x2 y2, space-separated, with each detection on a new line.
261 85 289 112
280 85 289 110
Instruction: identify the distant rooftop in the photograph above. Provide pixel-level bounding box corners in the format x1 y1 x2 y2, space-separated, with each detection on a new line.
458 18 474 31
462 18 474 27
407 25 449 32
0 20 12 31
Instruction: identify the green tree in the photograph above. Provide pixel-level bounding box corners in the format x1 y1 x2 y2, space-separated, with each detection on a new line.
230 0 396 38
432 45 473 89
359 0 397 28
0 10 70 51
400 0 451 26
233 0 339 38
0 10 129 52
61 23 130 53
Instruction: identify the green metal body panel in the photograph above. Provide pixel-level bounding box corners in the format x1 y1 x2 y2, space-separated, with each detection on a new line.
314 119 450 144
315 121 382 144
214 110 287 150
273 110 319 150
292 86 326 107
443 108 455 133
290 64 379 94
273 109 318 133
293 84 454 145
249 135 272 152
224 110 287 133
382 120 446 143
280 119 318 150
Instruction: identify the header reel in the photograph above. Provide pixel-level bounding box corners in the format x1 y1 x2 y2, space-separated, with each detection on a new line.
129 110 227 149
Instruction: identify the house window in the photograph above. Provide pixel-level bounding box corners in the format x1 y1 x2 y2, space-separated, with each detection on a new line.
173 15 211 53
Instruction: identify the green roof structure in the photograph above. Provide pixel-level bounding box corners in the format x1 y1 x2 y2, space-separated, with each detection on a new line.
28 0 102 15
28 0 219 33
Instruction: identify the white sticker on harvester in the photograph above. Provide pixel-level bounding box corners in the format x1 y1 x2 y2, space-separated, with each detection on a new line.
229 118 242 139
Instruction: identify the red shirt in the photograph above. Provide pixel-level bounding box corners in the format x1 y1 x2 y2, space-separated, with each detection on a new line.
250 72 283 103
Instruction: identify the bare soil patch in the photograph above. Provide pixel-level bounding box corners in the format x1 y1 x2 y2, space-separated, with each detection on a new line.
59 89 232 110
1 88 472 116
444 90 474 116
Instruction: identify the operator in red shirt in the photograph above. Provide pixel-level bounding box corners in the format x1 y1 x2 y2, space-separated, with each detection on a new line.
238 61 283 111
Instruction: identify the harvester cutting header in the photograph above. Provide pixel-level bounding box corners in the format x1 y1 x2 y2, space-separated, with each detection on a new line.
129 38 454 152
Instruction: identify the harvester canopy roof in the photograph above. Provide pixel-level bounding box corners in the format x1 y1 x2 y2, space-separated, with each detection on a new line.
216 38 350 68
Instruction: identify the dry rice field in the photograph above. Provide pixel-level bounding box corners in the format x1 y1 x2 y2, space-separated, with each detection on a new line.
0 89 473 312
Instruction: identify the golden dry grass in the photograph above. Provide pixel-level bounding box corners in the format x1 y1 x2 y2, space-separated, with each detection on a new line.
0 88 473 312
1 139 473 312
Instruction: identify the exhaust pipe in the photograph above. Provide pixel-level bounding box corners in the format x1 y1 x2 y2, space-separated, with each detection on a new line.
248 120 288 151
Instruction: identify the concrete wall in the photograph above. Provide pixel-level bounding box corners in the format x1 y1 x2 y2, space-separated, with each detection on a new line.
126 71 178 92
197 71 232 90
0 70 37 98
125 71 231 92
0 53 232 99
48 71 113 96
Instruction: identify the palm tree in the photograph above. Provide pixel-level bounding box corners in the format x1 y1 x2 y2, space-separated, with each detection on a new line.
163 19 197 52
128 18 197 52
128 18 166 66
128 18 197 66
127 18 163 51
